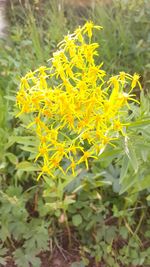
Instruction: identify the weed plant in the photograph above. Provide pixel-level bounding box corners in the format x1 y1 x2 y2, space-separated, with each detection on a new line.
0 1 150 266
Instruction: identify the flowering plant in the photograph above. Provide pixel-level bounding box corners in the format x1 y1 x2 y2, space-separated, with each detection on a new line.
16 21 141 180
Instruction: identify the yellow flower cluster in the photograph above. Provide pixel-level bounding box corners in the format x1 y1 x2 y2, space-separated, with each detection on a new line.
16 21 141 179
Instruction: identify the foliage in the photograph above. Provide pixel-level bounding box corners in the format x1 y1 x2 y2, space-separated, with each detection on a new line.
69 193 150 266
0 1 150 267
92 0 150 89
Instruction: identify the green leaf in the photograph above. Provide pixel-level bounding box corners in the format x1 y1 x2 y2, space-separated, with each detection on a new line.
5 136 17 149
43 176 55 188
127 118 150 128
20 146 37 153
17 161 40 172
0 246 8 256
120 226 128 239
121 174 150 195
0 257 7 265
0 225 11 242
0 162 7 169
105 226 116 243
119 174 137 195
98 148 122 160
127 143 138 173
5 152 18 165
131 175 150 194
29 256 41 267
120 155 129 183
23 220 49 252
13 248 41 267
15 136 37 145
147 195 150 201
13 249 30 267
72 214 83 227
0 245 8 265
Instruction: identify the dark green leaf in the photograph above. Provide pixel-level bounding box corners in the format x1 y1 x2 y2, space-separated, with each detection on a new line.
72 214 83 227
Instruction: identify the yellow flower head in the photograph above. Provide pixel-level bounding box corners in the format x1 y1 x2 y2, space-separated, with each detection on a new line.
16 22 141 179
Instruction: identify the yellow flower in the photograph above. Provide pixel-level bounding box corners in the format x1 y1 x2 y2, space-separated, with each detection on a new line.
35 144 50 162
66 158 76 176
131 73 141 89
83 21 103 39
16 21 141 180
37 161 54 180
20 77 30 90
78 151 97 170
50 156 65 175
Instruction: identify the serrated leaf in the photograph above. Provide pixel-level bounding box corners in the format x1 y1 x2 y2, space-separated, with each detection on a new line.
28 256 41 267
72 214 82 226
23 221 49 252
13 249 30 267
13 248 41 267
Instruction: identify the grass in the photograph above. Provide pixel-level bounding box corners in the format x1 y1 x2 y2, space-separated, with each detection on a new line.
0 1 150 266
1 0 149 94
